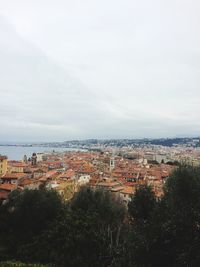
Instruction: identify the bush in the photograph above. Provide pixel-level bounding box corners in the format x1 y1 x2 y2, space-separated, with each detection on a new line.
0 261 53 267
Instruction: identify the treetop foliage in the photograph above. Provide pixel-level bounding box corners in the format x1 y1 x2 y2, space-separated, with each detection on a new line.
1 165 200 266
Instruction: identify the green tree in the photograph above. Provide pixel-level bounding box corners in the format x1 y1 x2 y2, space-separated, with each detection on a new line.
127 185 159 266
0 189 63 261
127 166 200 267
0 261 53 267
162 165 200 266
128 185 157 223
25 187 126 267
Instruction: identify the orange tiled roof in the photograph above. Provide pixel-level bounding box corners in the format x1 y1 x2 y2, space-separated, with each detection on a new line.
124 182 138 187
0 183 17 191
58 169 75 179
19 178 32 186
0 156 7 160
121 186 135 195
0 191 9 199
1 173 27 179
97 181 120 188
8 161 27 167
111 186 124 192
45 170 58 178
39 176 48 182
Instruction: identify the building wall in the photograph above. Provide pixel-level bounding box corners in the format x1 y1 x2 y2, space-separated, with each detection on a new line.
36 153 44 162
78 175 90 186
0 157 7 175
0 178 18 184
8 166 24 173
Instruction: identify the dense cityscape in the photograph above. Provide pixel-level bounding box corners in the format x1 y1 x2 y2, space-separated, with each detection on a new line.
1 137 200 204
1 139 200 266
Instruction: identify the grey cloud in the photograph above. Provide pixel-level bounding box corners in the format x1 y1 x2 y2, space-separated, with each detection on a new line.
0 0 200 141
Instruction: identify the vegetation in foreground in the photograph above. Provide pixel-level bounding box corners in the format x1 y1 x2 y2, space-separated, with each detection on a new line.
0 165 200 267
0 261 51 267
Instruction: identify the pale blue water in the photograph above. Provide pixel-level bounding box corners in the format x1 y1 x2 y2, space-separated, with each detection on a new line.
0 146 80 160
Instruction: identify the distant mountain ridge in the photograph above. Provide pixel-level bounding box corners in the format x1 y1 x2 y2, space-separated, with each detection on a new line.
1 137 199 148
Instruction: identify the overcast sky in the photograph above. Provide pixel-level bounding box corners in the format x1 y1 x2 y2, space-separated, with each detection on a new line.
0 0 200 142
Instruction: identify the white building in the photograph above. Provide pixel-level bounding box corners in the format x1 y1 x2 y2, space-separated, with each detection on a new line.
77 175 90 186
36 153 44 162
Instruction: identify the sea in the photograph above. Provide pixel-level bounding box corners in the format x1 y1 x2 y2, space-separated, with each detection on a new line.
0 146 82 161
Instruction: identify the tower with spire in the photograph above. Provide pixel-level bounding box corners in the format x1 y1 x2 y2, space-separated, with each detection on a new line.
31 153 37 166
110 150 115 172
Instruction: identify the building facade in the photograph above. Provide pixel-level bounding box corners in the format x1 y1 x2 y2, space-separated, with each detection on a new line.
0 156 7 175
